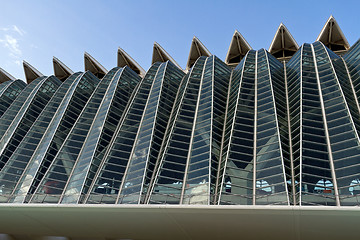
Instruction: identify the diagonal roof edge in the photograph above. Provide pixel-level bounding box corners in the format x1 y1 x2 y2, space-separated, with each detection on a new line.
0 67 16 83
152 42 183 71
118 47 146 77
186 36 211 71
269 23 299 54
53 57 74 81
316 15 350 50
225 30 252 66
84 52 108 76
53 57 74 74
23 60 44 84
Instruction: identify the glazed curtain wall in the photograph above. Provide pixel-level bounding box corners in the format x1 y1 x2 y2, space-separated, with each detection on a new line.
1 41 360 206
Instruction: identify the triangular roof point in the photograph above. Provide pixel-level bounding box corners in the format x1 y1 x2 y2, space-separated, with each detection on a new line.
23 60 44 84
152 42 183 71
269 23 299 61
225 30 252 67
117 48 145 78
316 15 350 53
84 52 108 79
0 67 16 83
186 36 211 71
53 57 74 82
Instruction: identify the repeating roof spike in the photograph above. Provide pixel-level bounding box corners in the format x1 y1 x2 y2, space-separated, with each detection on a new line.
84 52 108 79
186 36 211 71
316 15 350 53
53 57 74 82
269 23 299 61
0 67 16 83
23 60 44 84
117 47 146 78
225 30 252 67
152 42 183 71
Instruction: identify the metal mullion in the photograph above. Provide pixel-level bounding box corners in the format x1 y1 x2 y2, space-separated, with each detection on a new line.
0 78 47 154
340 57 360 134
311 44 340 206
160 166 186 175
226 168 252 177
331 145 360 155
228 147 253 157
163 156 187 165
230 138 254 147
296 45 304 206
251 51 259 205
179 58 209 204
331 129 357 140
326 115 349 125
113 65 164 204
336 170 360 181
58 70 125 203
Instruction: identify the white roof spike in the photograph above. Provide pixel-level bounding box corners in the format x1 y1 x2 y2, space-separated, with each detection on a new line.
225 30 252 67
23 60 44 84
53 57 74 82
84 52 108 79
269 23 299 60
0 67 16 83
186 36 211 71
152 42 183 71
316 15 350 51
118 48 146 78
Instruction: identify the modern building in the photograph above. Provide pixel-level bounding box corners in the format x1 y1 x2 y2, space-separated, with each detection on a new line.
0 16 360 239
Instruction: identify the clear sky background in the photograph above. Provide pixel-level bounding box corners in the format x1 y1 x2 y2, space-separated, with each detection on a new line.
0 0 359 80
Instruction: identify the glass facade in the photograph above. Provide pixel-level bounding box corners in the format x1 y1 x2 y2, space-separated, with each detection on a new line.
85 63 161 204
0 39 360 206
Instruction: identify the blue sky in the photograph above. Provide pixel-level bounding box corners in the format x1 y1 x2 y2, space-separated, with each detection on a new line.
0 0 359 80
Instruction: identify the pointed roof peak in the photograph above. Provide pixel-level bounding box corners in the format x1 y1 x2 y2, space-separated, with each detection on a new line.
269 23 299 61
84 52 108 79
225 30 252 67
152 42 183 71
316 15 350 52
53 57 74 82
186 36 211 71
23 60 44 84
277 23 291 32
0 67 16 83
326 15 336 23
117 47 145 77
